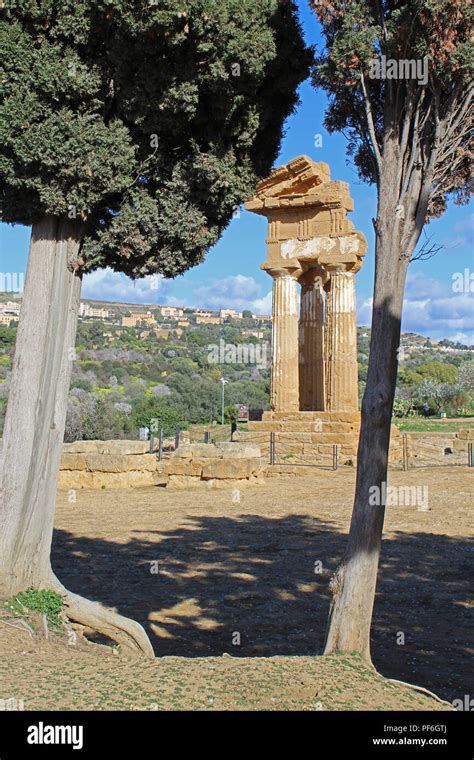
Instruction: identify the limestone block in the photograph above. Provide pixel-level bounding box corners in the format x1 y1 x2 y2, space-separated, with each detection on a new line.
60 453 87 471
276 443 304 456
121 454 159 472
310 433 357 444
201 458 263 480
275 432 312 442
171 444 221 459
205 477 264 489
322 422 358 433
63 440 105 454
89 472 128 488
233 432 268 442
340 446 357 456
126 471 159 488
89 471 157 488
171 447 193 460
248 421 283 431
215 442 262 458
317 445 334 455
84 454 128 473
318 413 361 424
166 459 205 477
102 441 152 456
153 471 169 486
58 471 95 489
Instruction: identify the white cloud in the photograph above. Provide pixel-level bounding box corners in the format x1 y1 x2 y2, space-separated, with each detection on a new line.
251 290 273 315
439 213 474 250
82 269 274 315
82 268 166 304
357 270 474 344
191 274 262 311
357 297 373 327
82 267 473 344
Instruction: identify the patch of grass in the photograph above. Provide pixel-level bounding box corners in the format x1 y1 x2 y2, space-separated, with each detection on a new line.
394 417 474 432
5 588 64 632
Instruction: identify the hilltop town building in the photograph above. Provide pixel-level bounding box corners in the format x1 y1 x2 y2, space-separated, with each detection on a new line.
79 303 110 320
220 308 242 320
121 312 157 328
160 306 184 319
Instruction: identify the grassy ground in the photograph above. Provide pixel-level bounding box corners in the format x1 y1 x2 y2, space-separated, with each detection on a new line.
190 418 474 436
0 623 450 711
0 467 471 711
189 422 248 442
394 416 474 432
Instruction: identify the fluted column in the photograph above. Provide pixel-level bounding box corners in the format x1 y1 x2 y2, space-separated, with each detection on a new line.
299 269 326 411
325 268 359 411
269 268 300 413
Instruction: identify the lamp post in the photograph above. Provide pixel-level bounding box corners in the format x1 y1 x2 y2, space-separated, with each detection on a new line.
220 377 228 426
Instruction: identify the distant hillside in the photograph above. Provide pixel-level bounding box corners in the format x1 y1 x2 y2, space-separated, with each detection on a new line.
1 296 473 439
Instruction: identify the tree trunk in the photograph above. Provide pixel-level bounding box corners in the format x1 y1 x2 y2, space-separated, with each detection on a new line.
0 215 154 657
324 157 412 660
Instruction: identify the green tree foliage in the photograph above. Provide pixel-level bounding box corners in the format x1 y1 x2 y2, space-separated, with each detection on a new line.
132 398 185 437
414 379 464 414
397 368 423 386
310 0 473 658
458 361 474 394
1 0 311 276
0 326 16 348
312 0 472 219
223 404 239 422
417 360 458 384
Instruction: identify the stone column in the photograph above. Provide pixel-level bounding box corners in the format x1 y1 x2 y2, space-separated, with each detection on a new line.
269 268 300 413
325 267 359 411
298 269 326 411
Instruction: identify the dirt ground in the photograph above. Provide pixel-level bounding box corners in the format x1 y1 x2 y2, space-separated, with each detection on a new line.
0 466 472 710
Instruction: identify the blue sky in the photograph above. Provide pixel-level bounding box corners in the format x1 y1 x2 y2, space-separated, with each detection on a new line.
0 1 473 342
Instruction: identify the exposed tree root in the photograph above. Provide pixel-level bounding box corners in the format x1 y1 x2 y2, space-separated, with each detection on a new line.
49 578 155 659
386 678 453 708
0 618 34 637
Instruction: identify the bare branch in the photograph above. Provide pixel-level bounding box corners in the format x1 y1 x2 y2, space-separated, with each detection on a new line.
410 232 445 262
360 72 382 179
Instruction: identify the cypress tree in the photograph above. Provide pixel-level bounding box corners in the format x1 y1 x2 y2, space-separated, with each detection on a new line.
0 0 311 654
310 0 472 660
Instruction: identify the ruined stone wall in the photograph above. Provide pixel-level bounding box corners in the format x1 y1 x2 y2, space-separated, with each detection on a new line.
58 440 265 489
56 429 472 488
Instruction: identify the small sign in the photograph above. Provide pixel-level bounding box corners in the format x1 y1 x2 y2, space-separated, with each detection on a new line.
236 404 249 422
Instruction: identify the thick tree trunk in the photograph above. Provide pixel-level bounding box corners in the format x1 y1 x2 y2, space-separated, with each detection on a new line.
0 216 154 657
0 216 81 590
324 156 413 660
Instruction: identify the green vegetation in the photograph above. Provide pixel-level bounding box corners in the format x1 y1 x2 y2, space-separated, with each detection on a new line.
0 318 472 439
5 588 64 632
133 399 185 437
394 418 474 433
0 1 311 276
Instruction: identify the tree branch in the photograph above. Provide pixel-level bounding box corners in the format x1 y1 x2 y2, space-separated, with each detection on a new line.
360 72 382 180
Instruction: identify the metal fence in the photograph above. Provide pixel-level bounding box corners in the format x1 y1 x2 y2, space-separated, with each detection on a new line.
269 432 342 470
148 426 181 461
268 432 474 471
399 434 473 470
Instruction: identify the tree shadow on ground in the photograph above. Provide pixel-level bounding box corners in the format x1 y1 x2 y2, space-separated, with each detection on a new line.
51 514 472 702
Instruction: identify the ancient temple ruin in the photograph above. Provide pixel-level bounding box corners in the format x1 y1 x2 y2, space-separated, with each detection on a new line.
245 155 367 416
